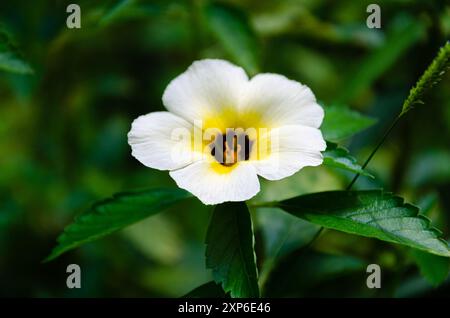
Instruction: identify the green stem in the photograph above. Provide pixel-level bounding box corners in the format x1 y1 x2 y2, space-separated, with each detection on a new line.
346 115 402 190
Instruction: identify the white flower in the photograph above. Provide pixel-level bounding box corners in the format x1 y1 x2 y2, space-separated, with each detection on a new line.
128 59 326 205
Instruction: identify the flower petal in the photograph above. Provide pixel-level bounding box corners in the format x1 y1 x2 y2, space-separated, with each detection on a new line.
169 161 260 205
128 111 198 170
253 125 326 180
162 59 249 124
239 73 324 128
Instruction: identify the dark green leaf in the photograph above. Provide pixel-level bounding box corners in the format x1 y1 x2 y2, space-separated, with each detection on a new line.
205 4 259 75
45 188 192 262
277 190 450 257
321 105 376 141
0 28 33 74
323 142 373 177
411 249 450 286
182 281 228 298
205 202 259 298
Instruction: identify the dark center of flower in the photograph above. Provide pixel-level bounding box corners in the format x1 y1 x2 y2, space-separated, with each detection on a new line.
210 130 253 166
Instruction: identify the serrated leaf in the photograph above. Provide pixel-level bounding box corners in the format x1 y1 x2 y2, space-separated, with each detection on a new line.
411 249 450 286
0 28 33 74
321 105 376 141
182 281 228 298
323 142 373 177
45 188 192 262
205 202 259 298
205 4 260 75
277 190 450 257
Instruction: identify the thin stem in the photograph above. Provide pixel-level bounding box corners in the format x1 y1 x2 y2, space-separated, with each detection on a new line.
346 115 402 190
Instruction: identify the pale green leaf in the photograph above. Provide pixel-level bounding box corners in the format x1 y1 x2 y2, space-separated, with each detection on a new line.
321 105 376 141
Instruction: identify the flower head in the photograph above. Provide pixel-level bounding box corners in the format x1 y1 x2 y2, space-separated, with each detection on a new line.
128 59 326 205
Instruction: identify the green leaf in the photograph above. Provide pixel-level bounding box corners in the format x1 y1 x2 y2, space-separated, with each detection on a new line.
205 4 260 75
321 105 376 141
411 249 450 286
277 190 450 257
401 42 450 116
182 281 228 298
323 142 374 178
45 188 192 262
205 202 259 298
0 28 33 74
336 15 425 104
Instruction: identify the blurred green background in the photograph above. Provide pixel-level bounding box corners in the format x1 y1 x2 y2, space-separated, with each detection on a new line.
0 0 449 297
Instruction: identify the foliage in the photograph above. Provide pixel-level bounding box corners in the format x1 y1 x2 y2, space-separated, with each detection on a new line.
205 202 259 298
1 0 450 298
0 26 33 74
321 104 376 141
277 190 450 257
44 188 192 262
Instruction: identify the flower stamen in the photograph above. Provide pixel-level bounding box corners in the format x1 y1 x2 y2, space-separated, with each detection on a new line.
210 131 252 166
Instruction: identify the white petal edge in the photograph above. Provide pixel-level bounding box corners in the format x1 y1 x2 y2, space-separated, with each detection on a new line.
128 111 199 171
253 125 326 180
239 73 324 128
162 59 249 124
169 161 260 205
